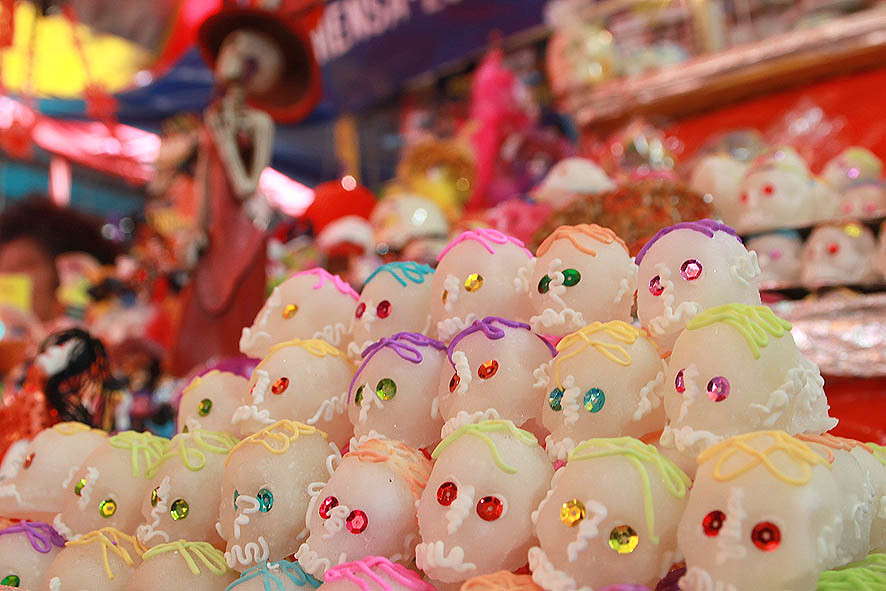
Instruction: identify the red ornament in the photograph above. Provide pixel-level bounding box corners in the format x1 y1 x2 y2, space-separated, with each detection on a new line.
0 118 35 160
437 482 458 506
763 184 775 196
319 496 338 519
376 300 391 319
702 510 725 536
355 302 366 319
271 377 290 395
751 521 781 551
83 84 119 123
346 509 368 534
476 496 503 521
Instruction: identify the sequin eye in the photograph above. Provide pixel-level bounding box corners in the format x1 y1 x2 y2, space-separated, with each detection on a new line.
464 273 483 292
680 259 703 281
648 275 664 296
1 575 20 587
376 300 391 319
702 510 726 536
99 499 117 518
197 398 212 416
706 376 730 402
282 304 298 319
151 487 160 507
608 525 639 553
762 184 775 196
560 499 585 527
354 385 364 405
74 478 87 496
437 482 458 506
476 496 504 521
271 377 289 395
233 490 239 510
827 242 840 255
319 496 339 519
478 360 499 379
23 453 34 469
562 268 581 287
346 510 368 533
257 488 274 512
548 388 564 411
584 388 605 413
537 275 552 294
449 373 460 393
675 369 686 394
170 499 190 520
376 378 396 400
355 302 366 318
751 521 781 551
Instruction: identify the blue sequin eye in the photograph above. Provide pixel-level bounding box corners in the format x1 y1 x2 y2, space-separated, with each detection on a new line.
549 388 564 411
584 388 605 413
257 488 274 512
233 490 239 510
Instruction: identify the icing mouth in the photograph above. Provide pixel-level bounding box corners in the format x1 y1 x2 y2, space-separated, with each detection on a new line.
136 476 171 546
660 423 721 455
527 546 592 591
225 535 270 569
530 307 586 333
544 435 577 462
295 540 344 579
321 503 351 539
414 540 477 580
678 566 739 591
646 263 702 338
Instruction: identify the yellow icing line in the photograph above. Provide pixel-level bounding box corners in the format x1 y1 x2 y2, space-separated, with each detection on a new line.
142 540 229 576
52 422 104 436
432 420 537 474
346 439 432 503
569 437 690 545
266 337 351 361
181 370 219 398
66 527 146 580
536 224 629 257
553 321 649 386
227 420 327 465
108 431 170 478
145 430 239 478
686 304 791 360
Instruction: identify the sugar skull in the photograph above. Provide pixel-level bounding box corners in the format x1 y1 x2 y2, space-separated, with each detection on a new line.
0 522 66 589
321 556 436 591
126 541 237 591
42 527 147 591
219 420 340 571
801 222 879 287
526 225 637 336
348 333 447 450
635 220 761 353
817 553 886 589
0 422 107 523
677 431 847 591
461 571 540 591
538 321 667 461
531 157 615 209
688 154 749 227
745 231 803 286
838 182 886 219
227 559 321 591
431 230 534 342
176 371 249 435
296 439 432 579
436 318 556 436
232 339 354 446
660 304 837 459
822 147 883 193
529 438 690 589
240 268 358 359
348 263 435 359
53 431 170 540
136 430 239 548
865 443 886 551
415 420 554 583
879 221 886 281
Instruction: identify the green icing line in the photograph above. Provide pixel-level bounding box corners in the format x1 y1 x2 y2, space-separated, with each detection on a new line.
108 431 170 478
143 540 229 576
867 443 886 467
432 420 537 474
686 303 792 359
145 430 239 479
818 553 886 590
569 437 691 545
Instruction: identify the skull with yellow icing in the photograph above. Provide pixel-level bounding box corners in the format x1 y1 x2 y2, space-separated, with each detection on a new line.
126 540 237 591
41 527 147 591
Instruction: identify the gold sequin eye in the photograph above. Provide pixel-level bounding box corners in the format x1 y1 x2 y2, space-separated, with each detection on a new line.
282 304 298 319
464 273 483 292
560 499 585 527
150 487 160 507
99 499 117 518
608 525 639 553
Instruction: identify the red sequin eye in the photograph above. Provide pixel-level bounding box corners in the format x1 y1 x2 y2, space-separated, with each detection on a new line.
740 192 749 203
675 369 686 394
376 300 391 319
702 510 726 536
827 242 840 255
476 496 504 521
23 452 35 469
478 360 499 379
319 496 338 519
437 482 458 506
449 373 460 393
271 377 289 395
751 521 781 551
763 184 774 196
355 302 366 318
346 510 368 534
648 275 664 296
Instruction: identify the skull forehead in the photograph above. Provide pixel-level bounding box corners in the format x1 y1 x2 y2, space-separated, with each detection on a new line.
437 239 529 275
254 346 350 380
184 371 248 399
357 345 443 384
131 543 234 589
556 328 660 387
638 229 744 276
451 324 538 362
432 428 548 488
326 456 413 502
224 434 332 490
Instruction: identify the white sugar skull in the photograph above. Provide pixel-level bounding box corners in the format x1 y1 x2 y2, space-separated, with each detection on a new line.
688 154 749 227
878 221 886 279
226 559 321 591
431 230 534 342
801 222 879 287
527 225 637 336
746 231 803 286
41 528 147 591
838 182 886 219
635 220 761 353
348 262 435 359
863 442 886 551
678 431 847 591
0 423 107 523
233 339 354 446
177 371 248 435
53 432 170 540
219 421 340 572
532 157 615 209
529 438 690 589
0 522 67 589
321 556 436 591
415 420 554 583
136 430 239 548
437 318 556 436
348 333 447 450
822 147 883 193
539 321 667 462
295 439 432 579
660 304 837 460
125 541 237 591
240 268 358 359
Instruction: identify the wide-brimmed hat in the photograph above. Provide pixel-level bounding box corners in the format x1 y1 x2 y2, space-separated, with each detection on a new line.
197 0 323 123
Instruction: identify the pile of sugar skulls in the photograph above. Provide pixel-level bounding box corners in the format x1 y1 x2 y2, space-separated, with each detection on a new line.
2 220 885 591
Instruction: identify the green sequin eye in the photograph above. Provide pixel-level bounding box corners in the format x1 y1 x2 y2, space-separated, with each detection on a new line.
74 477 86 496
562 268 581 286
197 398 212 416
549 388 564 411
99 498 117 518
376 378 396 400
538 275 551 294
1 574 20 587
354 385 364 406
151 487 160 507
170 499 190 520
257 488 273 512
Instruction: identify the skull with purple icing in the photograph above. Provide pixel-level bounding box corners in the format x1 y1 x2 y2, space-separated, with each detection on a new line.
41 527 147 591
660 304 837 460
0 521 67 589
176 371 248 435
838 182 886 219
430 230 534 342
822 147 883 193
226 558 321 591
240 268 359 359
219 420 339 572
53 431 169 540
348 262 435 359
321 556 437 591
745 231 803 286
529 438 690 590
415 420 554 584
801 222 879 287
136 430 239 548
295 439 431 579
538 321 667 462
125 541 237 591
232 339 354 446
636 219 761 353
526 225 637 337
436 318 556 437
0 422 107 523
347 333 447 450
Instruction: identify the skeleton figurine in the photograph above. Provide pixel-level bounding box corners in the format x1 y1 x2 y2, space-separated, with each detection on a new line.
176 371 249 435
0 521 67 590
226 559 321 591
415 420 554 584
0 422 107 522
529 438 690 589
430 230 534 342
232 339 353 446
321 556 437 591
538 321 667 461
801 222 879 287
240 268 359 359
296 439 432 579
348 333 447 450
635 219 761 353
745 231 803 287
42 527 147 591
526 225 637 337
218 420 340 572
125 541 237 591
136 430 239 548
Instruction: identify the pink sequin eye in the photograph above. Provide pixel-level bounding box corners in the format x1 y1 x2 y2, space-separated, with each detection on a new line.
680 259 703 281
675 369 686 394
648 275 664 296
865 203 877 214
355 303 366 319
319 496 338 519
706 376 730 402
346 510 368 534
769 249 782 261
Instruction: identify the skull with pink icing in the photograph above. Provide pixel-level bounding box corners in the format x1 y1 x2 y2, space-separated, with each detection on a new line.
822 147 883 193
635 220 761 353
240 268 358 359
436 318 556 437
0 521 67 590
321 556 437 591
745 231 803 286
41 527 147 591
295 439 431 579
415 420 553 584
347 333 447 450
430 230 534 342
838 182 886 219
526 225 637 337
126 540 237 591
801 222 879 287
176 371 249 435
